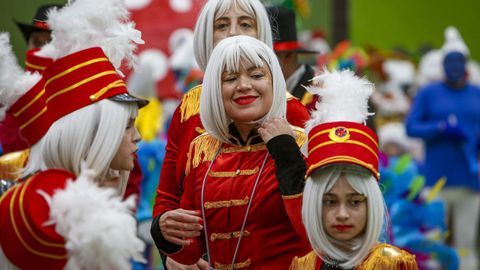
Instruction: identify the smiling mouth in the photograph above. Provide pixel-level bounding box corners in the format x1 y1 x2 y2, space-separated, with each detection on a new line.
234 96 257 105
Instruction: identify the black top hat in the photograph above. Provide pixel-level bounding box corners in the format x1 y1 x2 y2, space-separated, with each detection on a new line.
15 4 63 42
266 6 318 54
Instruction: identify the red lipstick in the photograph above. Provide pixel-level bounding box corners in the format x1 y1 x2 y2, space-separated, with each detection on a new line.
234 96 257 105
333 225 353 231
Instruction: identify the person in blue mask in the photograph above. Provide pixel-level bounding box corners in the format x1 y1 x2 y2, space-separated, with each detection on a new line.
406 26 480 270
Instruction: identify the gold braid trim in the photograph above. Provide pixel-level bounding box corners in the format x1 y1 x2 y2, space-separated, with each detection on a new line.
210 230 250 242
292 126 307 147
282 192 303 200
0 149 30 180
289 251 317 270
180 85 202 122
214 259 251 270
204 196 249 210
300 91 314 106
357 243 418 270
222 144 266 153
186 134 222 175
208 167 259 178
195 126 205 134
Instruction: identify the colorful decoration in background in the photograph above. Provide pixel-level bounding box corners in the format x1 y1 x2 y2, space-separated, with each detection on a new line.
133 138 167 270
318 40 369 73
380 154 459 270
125 0 205 100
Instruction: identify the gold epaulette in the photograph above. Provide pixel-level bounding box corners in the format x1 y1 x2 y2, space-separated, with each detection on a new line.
289 251 317 270
0 149 30 180
185 133 222 175
300 92 314 106
292 126 307 147
357 243 418 270
180 84 203 123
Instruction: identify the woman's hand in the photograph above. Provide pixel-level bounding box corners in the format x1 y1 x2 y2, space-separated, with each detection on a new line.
166 257 209 270
258 118 294 143
159 208 203 245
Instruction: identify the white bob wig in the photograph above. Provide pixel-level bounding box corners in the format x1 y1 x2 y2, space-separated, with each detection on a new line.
200 35 286 143
23 99 138 195
302 165 387 269
193 0 273 71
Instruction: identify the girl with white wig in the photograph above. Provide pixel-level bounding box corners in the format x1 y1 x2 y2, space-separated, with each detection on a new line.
290 69 418 269
152 0 310 268
156 35 311 269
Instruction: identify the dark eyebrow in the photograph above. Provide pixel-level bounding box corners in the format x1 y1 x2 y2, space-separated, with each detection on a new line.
324 192 362 197
247 66 263 72
215 15 254 21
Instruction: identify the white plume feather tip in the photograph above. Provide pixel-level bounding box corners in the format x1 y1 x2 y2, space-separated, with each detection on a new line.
305 68 375 135
43 0 144 70
0 32 41 121
47 165 145 270
442 26 469 57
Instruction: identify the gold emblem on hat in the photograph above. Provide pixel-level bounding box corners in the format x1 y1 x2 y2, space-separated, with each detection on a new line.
328 127 350 142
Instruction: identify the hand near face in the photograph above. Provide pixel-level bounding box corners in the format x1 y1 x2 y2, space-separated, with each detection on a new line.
257 118 294 143
159 208 203 246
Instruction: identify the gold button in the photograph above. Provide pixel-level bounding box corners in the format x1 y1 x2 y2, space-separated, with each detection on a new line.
235 169 240 176
246 146 251 152
89 95 96 101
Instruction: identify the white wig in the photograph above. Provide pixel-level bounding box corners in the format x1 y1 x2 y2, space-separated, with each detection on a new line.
23 100 138 195
200 35 285 143
302 165 387 269
193 0 273 71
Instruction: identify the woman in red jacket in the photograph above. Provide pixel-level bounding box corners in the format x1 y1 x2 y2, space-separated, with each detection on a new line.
151 0 310 268
154 35 311 269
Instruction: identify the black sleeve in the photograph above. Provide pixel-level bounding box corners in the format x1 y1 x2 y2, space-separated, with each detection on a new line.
150 214 182 255
266 134 306 195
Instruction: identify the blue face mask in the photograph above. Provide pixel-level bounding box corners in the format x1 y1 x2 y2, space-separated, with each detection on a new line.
443 51 466 83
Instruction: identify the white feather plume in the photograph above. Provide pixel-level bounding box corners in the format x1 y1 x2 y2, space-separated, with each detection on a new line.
0 32 41 121
442 26 469 57
43 0 144 70
305 68 374 135
46 166 145 270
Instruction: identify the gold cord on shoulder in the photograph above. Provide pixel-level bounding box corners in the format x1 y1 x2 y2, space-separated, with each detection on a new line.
180 85 202 122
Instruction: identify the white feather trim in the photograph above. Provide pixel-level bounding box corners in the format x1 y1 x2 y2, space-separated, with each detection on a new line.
0 32 41 121
46 167 145 270
43 0 144 70
305 68 374 135
441 26 469 57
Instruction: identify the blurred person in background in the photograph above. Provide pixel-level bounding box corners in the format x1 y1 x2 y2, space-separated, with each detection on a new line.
406 26 480 270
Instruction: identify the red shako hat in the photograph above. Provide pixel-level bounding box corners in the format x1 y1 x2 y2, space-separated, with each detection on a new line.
305 69 379 180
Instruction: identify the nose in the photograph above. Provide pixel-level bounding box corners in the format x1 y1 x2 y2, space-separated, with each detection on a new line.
228 21 239 37
336 204 349 221
133 126 141 144
236 76 252 91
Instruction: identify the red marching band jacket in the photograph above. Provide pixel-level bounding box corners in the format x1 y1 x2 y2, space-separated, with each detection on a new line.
165 127 311 269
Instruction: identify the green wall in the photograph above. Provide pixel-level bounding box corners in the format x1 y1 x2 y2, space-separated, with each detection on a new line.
350 0 478 60
0 0 65 66
2 0 478 64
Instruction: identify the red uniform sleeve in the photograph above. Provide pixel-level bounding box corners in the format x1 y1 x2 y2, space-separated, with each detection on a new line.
167 150 204 264
153 105 182 218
